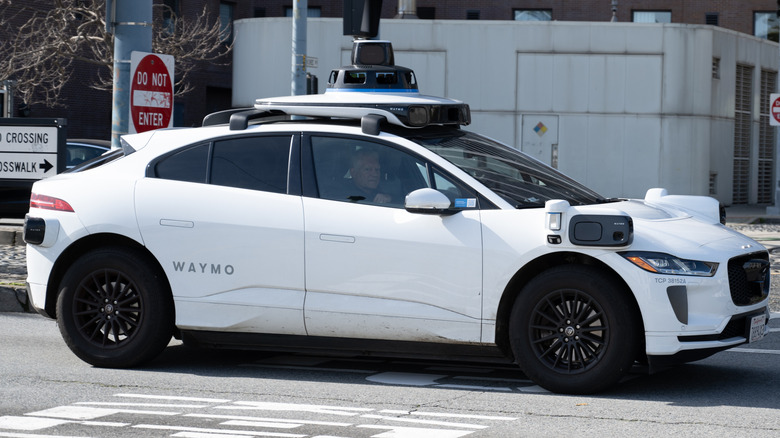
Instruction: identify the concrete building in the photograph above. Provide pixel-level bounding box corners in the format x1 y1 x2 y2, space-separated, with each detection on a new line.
234 18 778 206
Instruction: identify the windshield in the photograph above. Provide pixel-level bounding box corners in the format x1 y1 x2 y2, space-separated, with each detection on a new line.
408 129 606 208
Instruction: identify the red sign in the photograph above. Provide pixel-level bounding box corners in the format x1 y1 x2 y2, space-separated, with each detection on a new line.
130 53 174 134
771 94 780 127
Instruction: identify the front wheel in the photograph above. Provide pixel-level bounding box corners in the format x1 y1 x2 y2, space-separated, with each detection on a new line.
56 247 174 368
509 265 641 394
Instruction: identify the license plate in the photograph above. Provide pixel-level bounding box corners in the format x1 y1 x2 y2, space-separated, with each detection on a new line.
749 314 767 343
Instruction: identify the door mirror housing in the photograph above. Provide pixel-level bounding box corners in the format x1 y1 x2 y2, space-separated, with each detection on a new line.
404 188 456 215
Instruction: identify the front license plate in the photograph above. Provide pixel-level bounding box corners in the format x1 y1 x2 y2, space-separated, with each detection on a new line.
749 314 767 343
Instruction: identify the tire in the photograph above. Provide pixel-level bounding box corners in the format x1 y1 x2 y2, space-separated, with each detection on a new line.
56 247 174 368
509 265 640 394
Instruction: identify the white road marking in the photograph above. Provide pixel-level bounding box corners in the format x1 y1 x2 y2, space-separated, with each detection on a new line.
0 416 70 431
0 433 90 438
185 413 352 427
360 414 488 429
173 433 251 438
133 424 305 437
26 405 178 420
76 402 208 408
220 420 302 429
3 392 517 437
379 410 516 421
218 401 373 416
114 393 231 403
730 347 780 355
357 424 475 438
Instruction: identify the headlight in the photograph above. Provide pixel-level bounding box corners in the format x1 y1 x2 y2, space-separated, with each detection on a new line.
620 251 718 277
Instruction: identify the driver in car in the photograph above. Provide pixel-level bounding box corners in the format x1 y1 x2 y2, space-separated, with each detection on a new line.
348 149 392 204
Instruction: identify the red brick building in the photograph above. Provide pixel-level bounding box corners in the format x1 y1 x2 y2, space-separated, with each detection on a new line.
251 0 778 38
4 0 778 139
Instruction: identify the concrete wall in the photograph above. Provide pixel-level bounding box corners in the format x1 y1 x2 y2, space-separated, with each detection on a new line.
233 18 779 203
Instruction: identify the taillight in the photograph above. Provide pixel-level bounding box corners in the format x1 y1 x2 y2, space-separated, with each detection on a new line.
30 193 74 212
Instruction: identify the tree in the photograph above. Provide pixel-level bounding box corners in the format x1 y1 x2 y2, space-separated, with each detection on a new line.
0 0 231 108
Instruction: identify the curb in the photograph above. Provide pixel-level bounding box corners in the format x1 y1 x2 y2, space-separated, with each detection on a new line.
0 284 30 313
0 226 23 246
0 224 30 313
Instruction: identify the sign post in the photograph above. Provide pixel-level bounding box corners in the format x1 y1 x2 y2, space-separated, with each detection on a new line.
129 52 174 134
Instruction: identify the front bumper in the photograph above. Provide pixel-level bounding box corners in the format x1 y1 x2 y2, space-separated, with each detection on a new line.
646 306 770 371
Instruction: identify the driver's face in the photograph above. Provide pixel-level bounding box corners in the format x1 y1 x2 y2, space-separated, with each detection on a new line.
351 154 381 192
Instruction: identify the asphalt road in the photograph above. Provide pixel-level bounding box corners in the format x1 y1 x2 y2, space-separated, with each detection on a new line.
1 311 779 438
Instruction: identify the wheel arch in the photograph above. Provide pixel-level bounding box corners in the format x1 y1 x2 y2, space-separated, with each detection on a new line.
43 233 171 319
493 251 644 360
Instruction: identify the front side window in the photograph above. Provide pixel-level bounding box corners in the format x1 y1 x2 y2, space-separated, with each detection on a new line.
310 136 474 208
408 129 606 208
632 11 671 23
755 11 779 42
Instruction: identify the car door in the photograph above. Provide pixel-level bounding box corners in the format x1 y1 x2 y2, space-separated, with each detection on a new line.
302 134 484 343
135 134 307 335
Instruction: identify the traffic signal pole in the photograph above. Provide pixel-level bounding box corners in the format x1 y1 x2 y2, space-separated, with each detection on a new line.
291 0 308 96
106 0 152 149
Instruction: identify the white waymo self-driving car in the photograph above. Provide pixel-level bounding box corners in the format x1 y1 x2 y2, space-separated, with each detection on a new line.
24 41 771 394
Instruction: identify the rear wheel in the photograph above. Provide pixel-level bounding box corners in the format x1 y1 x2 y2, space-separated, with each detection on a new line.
509 265 640 394
56 247 173 368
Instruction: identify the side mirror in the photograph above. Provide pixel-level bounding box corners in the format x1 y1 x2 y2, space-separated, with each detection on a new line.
404 188 455 215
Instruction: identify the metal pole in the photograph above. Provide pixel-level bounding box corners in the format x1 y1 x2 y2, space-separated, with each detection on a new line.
611 0 618 22
291 0 308 96
109 0 152 149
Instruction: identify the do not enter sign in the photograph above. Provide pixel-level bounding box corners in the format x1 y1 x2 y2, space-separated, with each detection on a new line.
771 93 780 126
129 52 174 134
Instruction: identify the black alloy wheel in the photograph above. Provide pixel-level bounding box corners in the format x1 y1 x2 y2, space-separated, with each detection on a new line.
509 265 640 394
57 247 173 368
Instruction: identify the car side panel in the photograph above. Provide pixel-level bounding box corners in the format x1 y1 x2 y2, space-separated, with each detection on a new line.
302 197 483 342
135 178 306 334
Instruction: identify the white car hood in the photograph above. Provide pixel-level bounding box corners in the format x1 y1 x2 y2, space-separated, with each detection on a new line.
615 199 761 258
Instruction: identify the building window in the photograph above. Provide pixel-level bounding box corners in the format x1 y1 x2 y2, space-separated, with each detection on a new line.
466 10 480 20
219 2 234 43
514 9 552 21
758 69 777 204
284 7 322 17
417 7 435 19
712 57 720 79
254 8 266 17
755 12 779 42
632 11 671 23
705 13 718 26
161 0 179 35
733 64 753 205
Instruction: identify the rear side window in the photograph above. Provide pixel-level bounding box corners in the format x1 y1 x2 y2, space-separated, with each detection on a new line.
154 143 210 183
153 135 292 194
211 136 291 193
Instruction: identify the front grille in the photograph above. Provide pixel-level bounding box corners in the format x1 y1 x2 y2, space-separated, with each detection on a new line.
728 252 770 306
